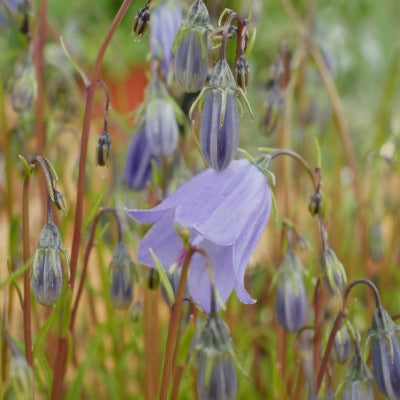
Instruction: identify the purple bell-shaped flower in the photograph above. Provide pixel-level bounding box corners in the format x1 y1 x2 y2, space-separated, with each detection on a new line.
275 250 308 332
334 325 352 364
369 306 400 399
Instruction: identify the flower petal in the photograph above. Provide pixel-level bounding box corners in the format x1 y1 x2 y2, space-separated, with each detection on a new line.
233 184 272 303
188 238 235 313
176 159 264 245
136 211 183 269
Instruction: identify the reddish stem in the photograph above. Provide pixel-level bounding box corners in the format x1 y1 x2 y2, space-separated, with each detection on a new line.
51 2 132 398
312 279 325 382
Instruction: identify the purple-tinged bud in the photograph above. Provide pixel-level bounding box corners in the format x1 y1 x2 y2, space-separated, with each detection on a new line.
369 307 400 399
197 353 237 400
124 127 158 190
235 55 249 92
31 222 69 306
145 98 178 157
334 325 351 364
262 78 285 136
309 192 325 217
150 1 182 77
173 0 212 92
369 220 385 262
321 247 347 296
133 6 150 37
10 57 37 112
200 89 239 171
275 250 308 332
53 189 67 214
342 346 374 400
96 130 111 167
192 59 253 171
109 242 134 309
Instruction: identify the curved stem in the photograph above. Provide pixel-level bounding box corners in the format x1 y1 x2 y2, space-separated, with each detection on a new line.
316 278 381 391
160 248 195 400
22 176 32 367
51 2 132 398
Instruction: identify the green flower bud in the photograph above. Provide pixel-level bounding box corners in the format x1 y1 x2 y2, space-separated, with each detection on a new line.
321 247 347 295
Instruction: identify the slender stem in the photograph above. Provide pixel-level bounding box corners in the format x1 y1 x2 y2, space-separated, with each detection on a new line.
312 279 324 385
160 248 194 400
22 177 32 367
264 148 319 189
33 0 48 224
97 79 110 131
220 13 237 60
51 2 132 398
316 278 381 391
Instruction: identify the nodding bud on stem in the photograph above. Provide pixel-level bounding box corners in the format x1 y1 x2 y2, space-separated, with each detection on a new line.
369 306 400 399
96 130 111 167
133 6 150 37
342 345 374 400
321 247 347 296
173 0 213 92
109 242 134 309
334 325 351 364
31 222 69 306
53 189 67 214
275 250 308 332
309 192 324 217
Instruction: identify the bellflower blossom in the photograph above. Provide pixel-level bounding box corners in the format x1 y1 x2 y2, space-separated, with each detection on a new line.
124 127 159 190
150 0 182 77
125 159 271 312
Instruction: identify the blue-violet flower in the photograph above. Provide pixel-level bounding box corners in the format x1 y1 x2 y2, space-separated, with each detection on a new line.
125 158 271 312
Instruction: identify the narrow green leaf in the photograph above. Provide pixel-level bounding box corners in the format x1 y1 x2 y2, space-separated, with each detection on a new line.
81 179 106 232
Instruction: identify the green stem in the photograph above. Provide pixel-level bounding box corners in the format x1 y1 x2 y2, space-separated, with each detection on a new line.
160 248 194 400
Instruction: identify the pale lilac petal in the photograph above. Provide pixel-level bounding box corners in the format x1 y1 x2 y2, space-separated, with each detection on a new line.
233 184 271 303
136 211 183 269
176 160 268 246
188 238 235 313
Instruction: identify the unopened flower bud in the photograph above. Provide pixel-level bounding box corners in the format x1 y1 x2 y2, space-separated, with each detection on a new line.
109 242 134 309
369 220 385 262
145 97 178 157
275 250 308 332
124 127 159 190
309 192 324 217
53 189 67 214
10 57 37 112
334 325 351 364
31 222 68 306
147 269 160 290
369 306 400 399
342 345 374 400
130 301 143 322
8 341 34 396
197 352 237 400
173 0 212 92
235 55 249 92
133 6 150 37
96 130 111 167
321 247 347 295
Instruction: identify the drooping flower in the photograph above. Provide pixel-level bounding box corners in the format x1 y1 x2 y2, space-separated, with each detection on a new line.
150 0 182 77
31 222 69 306
96 129 111 167
342 344 374 400
124 127 158 190
275 250 308 332
125 159 271 312
190 59 253 171
369 306 400 399
109 242 134 309
173 0 213 92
